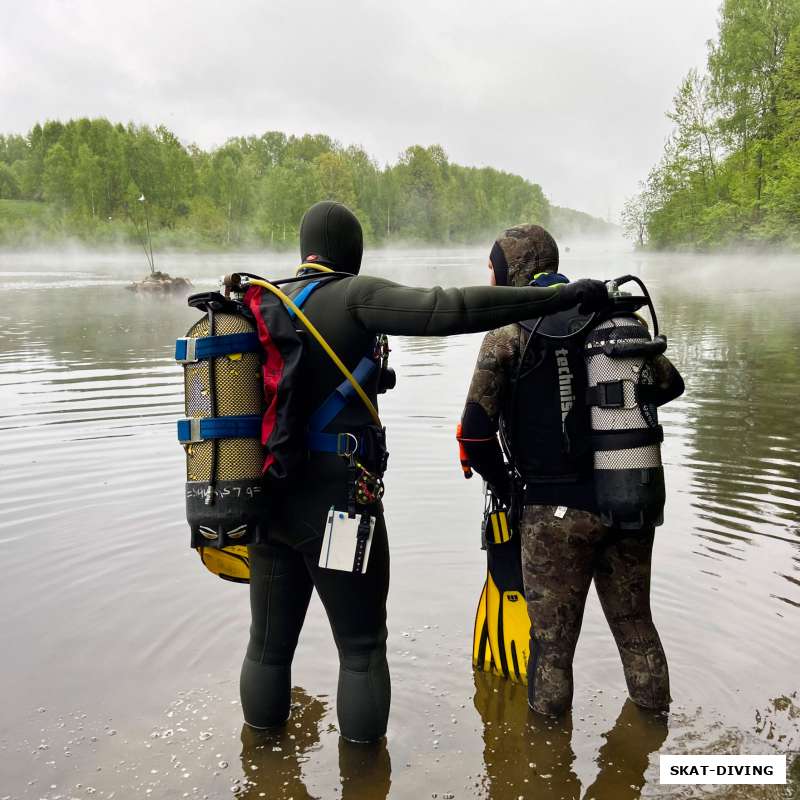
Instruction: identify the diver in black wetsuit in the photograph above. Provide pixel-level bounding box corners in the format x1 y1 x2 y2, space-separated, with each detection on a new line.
240 201 611 743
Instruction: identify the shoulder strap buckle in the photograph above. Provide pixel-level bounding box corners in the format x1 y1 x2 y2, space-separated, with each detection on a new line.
586 381 625 408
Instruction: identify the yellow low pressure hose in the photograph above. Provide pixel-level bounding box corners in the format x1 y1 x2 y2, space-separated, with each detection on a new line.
246 277 382 427
296 263 334 275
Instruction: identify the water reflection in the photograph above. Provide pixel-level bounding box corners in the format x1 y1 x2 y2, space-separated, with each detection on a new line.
0 286 193 363
473 672 667 799
238 688 391 800
335 737 392 800
238 691 323 800
657 287 800 582
395 334 451 357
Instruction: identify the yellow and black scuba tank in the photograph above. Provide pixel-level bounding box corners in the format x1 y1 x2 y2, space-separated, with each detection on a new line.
176 270 391 582
176 290 266 582
584 275 668 529
175 274 342 582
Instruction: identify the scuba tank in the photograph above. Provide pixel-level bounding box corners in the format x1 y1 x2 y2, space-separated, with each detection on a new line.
499 273 669 530
176 270 393 581
584 275 667 529
176 289 266 582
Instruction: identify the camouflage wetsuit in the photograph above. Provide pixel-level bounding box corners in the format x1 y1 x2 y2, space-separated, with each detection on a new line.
461 225 683 715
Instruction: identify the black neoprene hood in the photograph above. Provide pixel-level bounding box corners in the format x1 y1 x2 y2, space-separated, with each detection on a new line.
300 201 364 274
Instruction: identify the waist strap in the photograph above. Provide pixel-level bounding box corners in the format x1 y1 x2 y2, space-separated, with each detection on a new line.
177 414 262 444
592 426 663 452
175 332 260 363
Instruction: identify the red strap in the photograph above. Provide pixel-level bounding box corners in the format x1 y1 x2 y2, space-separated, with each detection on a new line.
244 285 284 474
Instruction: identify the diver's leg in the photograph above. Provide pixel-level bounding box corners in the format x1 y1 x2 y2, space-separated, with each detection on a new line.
594 528 671 710
240 542 314 727
520 506 600 715
305 513 390 743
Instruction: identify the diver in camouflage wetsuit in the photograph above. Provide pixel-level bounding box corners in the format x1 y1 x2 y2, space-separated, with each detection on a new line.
460 225 684 715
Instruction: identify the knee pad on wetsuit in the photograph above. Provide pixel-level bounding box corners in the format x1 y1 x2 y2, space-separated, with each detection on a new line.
336 649 390 742
527 637 574 716
240 658 292 728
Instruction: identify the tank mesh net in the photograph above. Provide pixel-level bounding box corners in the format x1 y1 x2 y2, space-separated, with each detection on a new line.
183 313 264 482
586 316 661 470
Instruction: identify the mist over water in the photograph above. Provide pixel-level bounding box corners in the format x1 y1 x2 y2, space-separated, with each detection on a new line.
0 241 797 799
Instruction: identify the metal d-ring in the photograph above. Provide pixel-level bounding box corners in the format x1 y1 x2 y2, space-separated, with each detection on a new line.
336 432 359 459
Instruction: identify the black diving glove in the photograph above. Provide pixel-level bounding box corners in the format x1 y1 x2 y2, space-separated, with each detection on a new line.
555 279 610 314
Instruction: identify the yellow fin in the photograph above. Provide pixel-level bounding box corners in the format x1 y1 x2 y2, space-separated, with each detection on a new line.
199 545 251 583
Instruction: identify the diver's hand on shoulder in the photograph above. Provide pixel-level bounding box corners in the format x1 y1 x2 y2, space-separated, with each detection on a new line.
555 279 610 314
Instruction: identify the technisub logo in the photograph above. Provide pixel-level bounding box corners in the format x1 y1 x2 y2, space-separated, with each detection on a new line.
555 348 574 426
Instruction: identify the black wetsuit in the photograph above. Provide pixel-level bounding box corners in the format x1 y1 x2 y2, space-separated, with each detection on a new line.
240 272 601 741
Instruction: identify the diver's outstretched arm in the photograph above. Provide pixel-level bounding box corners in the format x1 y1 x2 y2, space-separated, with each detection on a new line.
344 277 606 336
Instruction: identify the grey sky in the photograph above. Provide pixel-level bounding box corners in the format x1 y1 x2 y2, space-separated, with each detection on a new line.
3 0 720 219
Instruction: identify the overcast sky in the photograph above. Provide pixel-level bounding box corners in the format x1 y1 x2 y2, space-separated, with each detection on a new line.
3 0 721 219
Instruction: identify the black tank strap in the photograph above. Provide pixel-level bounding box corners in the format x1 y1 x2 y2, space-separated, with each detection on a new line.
592 426 663 451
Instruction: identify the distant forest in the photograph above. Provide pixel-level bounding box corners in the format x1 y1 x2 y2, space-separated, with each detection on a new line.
0 119 612 249
623 0 800 250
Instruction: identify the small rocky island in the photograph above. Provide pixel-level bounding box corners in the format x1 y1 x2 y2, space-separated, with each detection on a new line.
126 271 192 293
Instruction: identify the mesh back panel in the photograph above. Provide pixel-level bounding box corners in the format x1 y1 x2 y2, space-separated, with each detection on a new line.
183 313 264 482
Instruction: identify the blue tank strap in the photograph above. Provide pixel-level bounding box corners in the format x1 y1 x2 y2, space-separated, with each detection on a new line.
307 356 378 453
175 280 321 363
175 332 260 364
177 414 262 444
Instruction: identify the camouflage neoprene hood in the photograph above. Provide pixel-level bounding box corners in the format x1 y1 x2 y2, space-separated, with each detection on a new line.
491 224 559 287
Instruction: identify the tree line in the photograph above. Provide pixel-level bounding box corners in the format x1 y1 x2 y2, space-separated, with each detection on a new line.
622 0 800 250
0 119 566 249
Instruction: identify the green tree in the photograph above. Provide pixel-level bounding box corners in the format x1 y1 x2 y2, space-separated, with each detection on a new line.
762 24 800 240
641 1 800 249
73 143 103 219
392 145 449 241
0 163 19 199
621 184 655 247
42 143 73 208
0 116 582 249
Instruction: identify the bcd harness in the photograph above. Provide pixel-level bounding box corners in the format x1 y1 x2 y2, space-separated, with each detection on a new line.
244 271 389 517
459 274 669 532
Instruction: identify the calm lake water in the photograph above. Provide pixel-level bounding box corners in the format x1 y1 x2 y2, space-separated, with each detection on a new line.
0 242 798 800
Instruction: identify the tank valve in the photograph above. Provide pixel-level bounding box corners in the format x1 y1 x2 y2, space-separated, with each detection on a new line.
223 273 247 297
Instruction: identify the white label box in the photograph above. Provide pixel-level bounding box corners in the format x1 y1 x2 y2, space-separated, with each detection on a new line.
660 755 786 784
